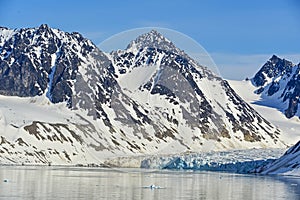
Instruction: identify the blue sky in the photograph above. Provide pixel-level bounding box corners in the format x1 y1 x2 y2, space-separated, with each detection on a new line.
0 0 299 79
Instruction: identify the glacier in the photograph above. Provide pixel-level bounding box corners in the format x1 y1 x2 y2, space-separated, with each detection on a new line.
144 140 300 177
139 148 285 173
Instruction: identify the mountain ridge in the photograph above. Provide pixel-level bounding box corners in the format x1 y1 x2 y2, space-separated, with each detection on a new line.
0 25 288 165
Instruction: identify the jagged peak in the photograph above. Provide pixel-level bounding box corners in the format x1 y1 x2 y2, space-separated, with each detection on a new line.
269 55 287 66
0 24 52 34
252 54 297 89
270 54 279 59
126 29 179 53
144 29 164 38
34 24 55 36
268 54 294 66
39 24 49 30
269 54 281 62
36 25 92 45
7 24 94 46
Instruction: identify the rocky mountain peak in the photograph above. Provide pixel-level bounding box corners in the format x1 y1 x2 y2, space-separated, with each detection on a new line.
0 25 101 103
126 29 181 53
37 24 50 32
269 54 281 63
111 30 283 149
252 55 294 87
251 55 300 118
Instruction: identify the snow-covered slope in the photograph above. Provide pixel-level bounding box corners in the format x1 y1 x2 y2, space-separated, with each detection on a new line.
0 94 99 165
227 55 300 176
228 80 300 146
254 141 300 176
0 25 289 165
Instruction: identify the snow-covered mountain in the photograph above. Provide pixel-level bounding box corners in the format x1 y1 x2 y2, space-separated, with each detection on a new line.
228 55 300 146
227 56 300 176
111 30 287 148
0 25 287 165
252 55 300 119
0 24 127 164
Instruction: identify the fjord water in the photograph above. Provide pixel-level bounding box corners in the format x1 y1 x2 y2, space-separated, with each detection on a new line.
0 166 299 200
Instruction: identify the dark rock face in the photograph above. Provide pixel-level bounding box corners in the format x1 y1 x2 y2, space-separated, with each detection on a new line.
0 25 87 101
0 24 118 110
251 55 300 118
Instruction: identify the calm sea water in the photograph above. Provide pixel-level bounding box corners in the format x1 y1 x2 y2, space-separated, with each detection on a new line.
0 166 300 200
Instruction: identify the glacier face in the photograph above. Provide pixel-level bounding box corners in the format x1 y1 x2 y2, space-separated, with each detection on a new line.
139 148 284 174
0 25 288 165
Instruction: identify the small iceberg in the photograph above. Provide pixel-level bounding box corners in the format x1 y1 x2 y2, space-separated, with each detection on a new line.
143 184 163 189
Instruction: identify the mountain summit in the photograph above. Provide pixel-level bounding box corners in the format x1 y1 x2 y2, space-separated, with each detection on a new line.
0 26 287 165
252 55 300 118
126 30 180 53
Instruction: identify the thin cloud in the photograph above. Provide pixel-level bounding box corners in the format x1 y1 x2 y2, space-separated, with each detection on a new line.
210 53 300 80
135 20 172 29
